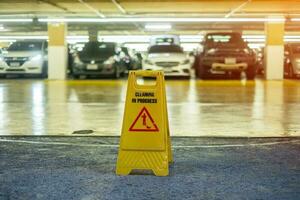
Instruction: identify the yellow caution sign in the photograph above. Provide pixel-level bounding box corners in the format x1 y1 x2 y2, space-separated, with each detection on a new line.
116 70 173 176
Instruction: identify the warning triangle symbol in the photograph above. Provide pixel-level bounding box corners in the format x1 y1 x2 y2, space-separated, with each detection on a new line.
129 107 159 132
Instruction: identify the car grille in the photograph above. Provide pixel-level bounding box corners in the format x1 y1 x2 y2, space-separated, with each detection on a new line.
4 57 29 67
6 68 25 71
155 62 179 67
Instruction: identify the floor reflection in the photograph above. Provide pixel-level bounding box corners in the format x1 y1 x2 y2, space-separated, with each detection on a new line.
0 79 299 136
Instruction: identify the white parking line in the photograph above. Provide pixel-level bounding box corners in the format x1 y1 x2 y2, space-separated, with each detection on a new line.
0 138 299 148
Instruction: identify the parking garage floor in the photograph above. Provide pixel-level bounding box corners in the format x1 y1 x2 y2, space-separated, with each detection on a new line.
0 78 299 137
1 78 300 199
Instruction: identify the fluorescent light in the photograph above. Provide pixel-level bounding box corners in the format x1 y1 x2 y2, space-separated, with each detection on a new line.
0 39 16 43
242 35 265 39
291 18 300 21
145 24 172 31
38 17 286 23
0 36 47 40
0 19 32 22
2 34 300 44
244 38 265 42
285 35 300 39
285 39 300 42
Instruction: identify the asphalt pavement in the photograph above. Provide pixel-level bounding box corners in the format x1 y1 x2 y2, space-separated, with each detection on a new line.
0 136 300 200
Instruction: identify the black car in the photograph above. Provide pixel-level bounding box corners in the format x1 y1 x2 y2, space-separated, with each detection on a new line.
196 32 256 79
121 47 142 70
72 41 127 78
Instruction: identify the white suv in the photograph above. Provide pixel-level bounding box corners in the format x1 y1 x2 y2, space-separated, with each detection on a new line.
143 44 192 77
0 40 48 78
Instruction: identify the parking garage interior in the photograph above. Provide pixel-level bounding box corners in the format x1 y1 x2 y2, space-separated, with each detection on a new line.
0 1 300 200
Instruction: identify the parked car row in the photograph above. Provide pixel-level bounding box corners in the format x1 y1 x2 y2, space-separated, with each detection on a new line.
255 44 300 79
0 34 299 80
0 40 142 79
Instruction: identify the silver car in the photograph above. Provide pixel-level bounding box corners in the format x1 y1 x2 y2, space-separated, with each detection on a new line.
0 40 48 78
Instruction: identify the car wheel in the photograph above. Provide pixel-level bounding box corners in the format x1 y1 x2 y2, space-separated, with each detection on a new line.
288 64 295 79
41 62 48 78
114 66 120 79
197 64 209 79
246 66 255 80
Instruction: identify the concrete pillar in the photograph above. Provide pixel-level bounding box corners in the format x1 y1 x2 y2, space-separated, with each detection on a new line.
48 22 67 80
264 16 285 80
88 28 98 42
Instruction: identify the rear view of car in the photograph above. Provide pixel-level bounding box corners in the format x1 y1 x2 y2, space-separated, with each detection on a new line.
0 40 48 78
143 44 192 78
72 42 127 78
196 32 256 79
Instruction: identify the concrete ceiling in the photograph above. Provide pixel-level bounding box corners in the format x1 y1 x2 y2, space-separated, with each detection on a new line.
0 0 300 35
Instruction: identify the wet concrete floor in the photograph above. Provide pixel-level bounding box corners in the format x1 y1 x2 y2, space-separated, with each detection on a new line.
0 78 300 136
0 137 299 200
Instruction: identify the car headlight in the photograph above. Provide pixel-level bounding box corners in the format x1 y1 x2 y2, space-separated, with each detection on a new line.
104 56 115 68
74 54 82 64
296 59 300 69
31 54 42 61
144 59 153 65
243 48 250 54
206 48 216 55
181 59 190 65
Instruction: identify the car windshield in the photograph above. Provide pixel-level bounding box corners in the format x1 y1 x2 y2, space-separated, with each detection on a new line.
291 45 300 53
148 45 183 53
205 34 244 44
7 41 43 51
80 42 115 58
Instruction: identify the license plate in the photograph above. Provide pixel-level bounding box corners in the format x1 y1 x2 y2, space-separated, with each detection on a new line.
87 64 98 70
163 68 172 73
10 62 20 67
225 58 236 64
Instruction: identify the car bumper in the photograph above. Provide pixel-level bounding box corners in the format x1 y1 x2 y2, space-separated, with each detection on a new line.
143 64 191 77
0 61 43 74
202 57 255 71
72 63 116 76
212 62 248 71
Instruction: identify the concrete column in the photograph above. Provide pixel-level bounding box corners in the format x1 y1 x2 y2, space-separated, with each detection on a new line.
264 16 285 80
88 27 98 42
48 22 67 80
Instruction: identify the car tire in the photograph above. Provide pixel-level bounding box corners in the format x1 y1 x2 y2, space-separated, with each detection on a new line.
246 66 255 80
41 63 48 78
113 66 120 79
73 74 81 79
288 64 295 79
197 64 209 79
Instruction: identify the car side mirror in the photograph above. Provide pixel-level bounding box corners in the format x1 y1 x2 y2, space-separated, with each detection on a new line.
136 53 142 60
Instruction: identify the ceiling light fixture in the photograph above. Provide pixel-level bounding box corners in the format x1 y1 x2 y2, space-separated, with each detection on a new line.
145 24 172 31
38 17 286 23
290 18 300 21
0 19 33 22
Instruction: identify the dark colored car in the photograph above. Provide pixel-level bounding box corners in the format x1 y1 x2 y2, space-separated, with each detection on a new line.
121 47 142 70
284 43 300 78
196 32 256 79
72 42 127 78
